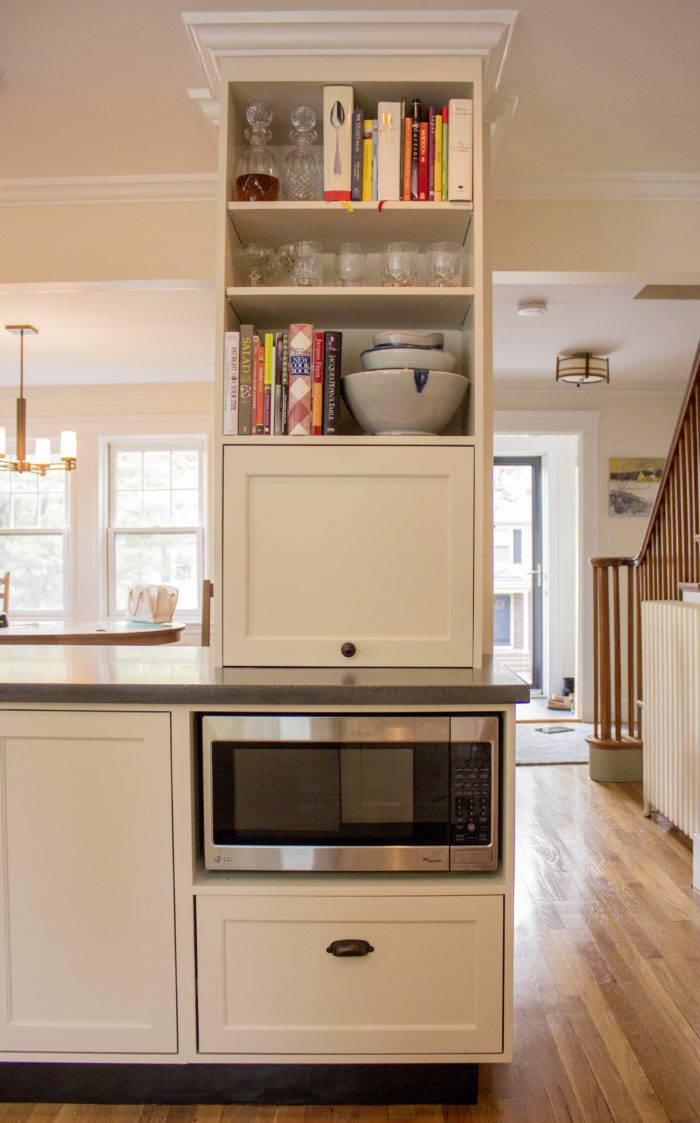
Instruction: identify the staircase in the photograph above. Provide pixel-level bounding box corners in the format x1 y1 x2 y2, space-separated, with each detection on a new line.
587 341 700 780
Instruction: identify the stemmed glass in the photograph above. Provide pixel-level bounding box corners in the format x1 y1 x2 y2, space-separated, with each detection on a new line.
278 241 323 286
234 244 278 286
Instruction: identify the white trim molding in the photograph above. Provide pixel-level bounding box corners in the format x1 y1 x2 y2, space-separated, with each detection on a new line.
0 174 218 208
492 170 700 203
182 9 518 126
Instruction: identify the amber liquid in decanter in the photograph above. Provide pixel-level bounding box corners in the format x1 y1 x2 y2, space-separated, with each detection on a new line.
235 172 279 202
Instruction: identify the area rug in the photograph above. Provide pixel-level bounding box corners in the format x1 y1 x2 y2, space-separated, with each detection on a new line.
515 721 592 765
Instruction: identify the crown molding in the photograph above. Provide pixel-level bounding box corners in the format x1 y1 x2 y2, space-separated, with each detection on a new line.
182 9 518 128
0 174 218 208
492 170 700 203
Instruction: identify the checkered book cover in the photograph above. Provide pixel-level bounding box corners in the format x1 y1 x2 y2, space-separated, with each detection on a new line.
287 323 313 435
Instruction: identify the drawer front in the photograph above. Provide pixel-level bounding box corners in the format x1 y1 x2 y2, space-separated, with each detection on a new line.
196 894 503 1056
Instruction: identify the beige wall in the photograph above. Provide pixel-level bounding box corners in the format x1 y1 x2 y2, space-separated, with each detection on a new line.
491 198 700 273
0 201 217 283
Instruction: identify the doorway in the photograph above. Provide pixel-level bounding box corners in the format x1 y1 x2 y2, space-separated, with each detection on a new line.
492 428 585 715
493 457 543 690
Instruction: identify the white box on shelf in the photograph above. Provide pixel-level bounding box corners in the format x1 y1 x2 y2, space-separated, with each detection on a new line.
377 100 402 201
323 86 353 200
223 331 240 436
447 98 473 202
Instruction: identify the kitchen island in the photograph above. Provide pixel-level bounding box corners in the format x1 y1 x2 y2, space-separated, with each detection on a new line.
0 645 527 1106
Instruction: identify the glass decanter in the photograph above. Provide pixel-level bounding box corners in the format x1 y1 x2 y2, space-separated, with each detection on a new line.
234 102 279 202
280 106 322 201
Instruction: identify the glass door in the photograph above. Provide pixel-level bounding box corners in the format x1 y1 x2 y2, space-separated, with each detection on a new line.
493 457 543 690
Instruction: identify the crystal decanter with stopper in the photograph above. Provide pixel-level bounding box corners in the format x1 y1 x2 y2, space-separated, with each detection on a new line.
280 106 322 201
234 102 279 202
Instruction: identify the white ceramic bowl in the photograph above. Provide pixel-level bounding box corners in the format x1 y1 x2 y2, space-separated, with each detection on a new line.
361 345 458 372
342 368 469 435
373 330 444 349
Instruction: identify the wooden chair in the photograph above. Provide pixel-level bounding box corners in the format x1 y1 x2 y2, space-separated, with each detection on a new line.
0 572 9 614
201 579 214 646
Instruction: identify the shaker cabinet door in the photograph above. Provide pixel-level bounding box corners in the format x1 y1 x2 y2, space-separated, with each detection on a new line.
0 710 177 1054
221 444 475 667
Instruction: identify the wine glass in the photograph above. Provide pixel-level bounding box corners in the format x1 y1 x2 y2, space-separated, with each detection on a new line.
234 244 278 286
278 241 323 286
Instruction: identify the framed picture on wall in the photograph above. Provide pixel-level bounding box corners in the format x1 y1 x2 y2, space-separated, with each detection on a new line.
609 457 665 516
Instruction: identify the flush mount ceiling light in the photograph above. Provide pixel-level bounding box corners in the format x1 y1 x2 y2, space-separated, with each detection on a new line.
556 351 609 388
1 325 77 475
517 299 548 317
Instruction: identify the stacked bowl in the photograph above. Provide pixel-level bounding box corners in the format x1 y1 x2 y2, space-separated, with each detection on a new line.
341 330 470 435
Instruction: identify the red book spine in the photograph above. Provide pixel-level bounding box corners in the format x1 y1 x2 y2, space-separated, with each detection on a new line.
418 122 429 201
311 331 325 436
250 335 259 433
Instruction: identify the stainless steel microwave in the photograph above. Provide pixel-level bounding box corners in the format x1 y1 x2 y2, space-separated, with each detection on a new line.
200 713 500 873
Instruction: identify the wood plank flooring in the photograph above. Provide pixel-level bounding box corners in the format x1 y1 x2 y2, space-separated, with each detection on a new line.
1 765 697 1122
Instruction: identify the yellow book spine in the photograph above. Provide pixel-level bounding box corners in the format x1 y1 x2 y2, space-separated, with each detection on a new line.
362 120 373 202
263 332 275 434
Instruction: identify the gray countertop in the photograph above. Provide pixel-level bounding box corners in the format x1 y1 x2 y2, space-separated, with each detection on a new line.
0 646 529 706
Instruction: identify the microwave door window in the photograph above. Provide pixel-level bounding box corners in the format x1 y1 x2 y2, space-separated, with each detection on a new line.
211 744 341 843
339 744 449 845
341 747 413 823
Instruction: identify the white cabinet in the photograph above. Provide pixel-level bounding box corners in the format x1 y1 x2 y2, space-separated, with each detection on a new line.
0 710 177 1053
196 892 503 1056
214 54 489 671
222 442 475 666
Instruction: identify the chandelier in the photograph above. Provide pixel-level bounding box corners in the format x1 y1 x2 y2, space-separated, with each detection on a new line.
1 324 77 475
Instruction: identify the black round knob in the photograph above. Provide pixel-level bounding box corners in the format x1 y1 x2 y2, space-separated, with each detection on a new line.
341 642 356 658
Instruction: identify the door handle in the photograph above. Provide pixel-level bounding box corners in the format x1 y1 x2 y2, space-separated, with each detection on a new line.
530 563 542 587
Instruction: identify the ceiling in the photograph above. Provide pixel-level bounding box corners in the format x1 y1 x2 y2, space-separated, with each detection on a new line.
1 0 699 394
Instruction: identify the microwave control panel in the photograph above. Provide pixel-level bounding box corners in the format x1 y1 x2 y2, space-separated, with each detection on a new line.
450 738 498 871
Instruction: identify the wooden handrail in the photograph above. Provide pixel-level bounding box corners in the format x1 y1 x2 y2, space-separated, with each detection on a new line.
588 340 700 752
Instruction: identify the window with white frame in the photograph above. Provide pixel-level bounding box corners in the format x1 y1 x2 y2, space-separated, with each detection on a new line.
106 439 205 617
0 464 70 614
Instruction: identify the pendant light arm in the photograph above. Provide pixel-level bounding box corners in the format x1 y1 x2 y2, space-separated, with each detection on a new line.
2 324 76 474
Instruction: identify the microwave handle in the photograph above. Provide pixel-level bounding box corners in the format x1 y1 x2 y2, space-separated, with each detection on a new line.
326 938 375 957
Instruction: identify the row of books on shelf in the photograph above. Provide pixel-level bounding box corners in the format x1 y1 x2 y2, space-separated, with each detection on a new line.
324 87 472 204
224 324 342 437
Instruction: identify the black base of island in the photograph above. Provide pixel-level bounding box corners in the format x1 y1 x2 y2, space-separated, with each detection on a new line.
0 1062 479 1105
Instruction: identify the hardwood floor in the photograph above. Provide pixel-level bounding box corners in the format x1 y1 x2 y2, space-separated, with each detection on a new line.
1 765 697 1122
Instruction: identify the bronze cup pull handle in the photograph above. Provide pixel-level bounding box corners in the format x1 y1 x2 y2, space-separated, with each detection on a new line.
326 938 374 957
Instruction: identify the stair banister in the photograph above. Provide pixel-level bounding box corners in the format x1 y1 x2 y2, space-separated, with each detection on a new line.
587 340 700 779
